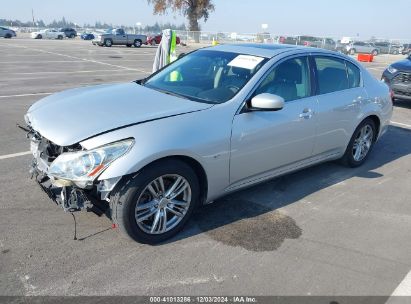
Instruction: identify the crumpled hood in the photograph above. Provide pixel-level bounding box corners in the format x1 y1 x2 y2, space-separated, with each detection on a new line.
26 83 212 146
392 57 411 71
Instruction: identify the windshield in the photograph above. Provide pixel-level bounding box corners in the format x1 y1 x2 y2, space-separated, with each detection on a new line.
144 50 268 104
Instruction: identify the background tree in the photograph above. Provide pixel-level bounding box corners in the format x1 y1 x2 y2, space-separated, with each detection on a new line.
147 0 214 40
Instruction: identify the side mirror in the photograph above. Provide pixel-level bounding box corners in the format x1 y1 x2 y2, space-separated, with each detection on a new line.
249 93 285 111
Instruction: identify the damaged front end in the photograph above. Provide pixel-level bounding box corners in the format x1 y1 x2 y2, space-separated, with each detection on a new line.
23 123 130 217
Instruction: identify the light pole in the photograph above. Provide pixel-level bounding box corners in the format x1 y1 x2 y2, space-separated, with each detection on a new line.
136 22 142 34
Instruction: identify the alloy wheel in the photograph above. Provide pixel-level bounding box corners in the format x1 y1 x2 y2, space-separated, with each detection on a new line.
352 124 373 162
135 174 192 234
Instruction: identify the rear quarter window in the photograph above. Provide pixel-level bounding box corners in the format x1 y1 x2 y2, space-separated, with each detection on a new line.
345 61 361 88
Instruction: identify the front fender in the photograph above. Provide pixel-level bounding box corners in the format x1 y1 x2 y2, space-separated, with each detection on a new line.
80 108 233 201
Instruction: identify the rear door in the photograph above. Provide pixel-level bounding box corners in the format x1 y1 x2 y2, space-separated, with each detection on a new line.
311 55 366 156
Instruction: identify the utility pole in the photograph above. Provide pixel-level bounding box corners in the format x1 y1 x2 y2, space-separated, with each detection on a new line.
32 8 35 27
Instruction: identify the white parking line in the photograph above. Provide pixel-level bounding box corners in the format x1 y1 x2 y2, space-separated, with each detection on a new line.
10 69 132 75
0 92 53 99
7 45 151 74
391 121 411 129
367 67 385 71
0 151 31 160
385 270 411 303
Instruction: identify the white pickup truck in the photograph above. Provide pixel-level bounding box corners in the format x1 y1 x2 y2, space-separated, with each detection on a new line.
92 28 147 48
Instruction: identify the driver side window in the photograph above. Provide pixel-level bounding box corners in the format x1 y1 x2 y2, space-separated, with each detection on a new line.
254 57 311 102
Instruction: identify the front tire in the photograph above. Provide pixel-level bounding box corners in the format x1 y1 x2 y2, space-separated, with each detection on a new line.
58 35 63 40
104 39 112 47
5 33 12 38
340 118 376 167
372 49 379 56
110 159 200 244
349 48 356 55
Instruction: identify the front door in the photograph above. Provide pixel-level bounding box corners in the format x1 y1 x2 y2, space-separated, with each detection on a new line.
115 29 127 44
230 56 318 185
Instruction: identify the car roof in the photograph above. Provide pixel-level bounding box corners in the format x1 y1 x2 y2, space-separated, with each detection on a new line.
204 43 335 58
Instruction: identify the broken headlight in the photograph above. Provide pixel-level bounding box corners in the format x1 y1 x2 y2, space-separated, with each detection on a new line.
48 139 133 185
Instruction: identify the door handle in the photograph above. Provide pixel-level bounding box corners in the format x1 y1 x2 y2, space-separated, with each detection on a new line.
299 108 313 119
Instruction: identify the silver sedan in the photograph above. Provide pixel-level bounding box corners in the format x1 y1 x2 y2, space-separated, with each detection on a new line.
24 44 392 244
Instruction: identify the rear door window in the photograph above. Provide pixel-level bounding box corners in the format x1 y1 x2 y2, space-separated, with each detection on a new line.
314 56 349 94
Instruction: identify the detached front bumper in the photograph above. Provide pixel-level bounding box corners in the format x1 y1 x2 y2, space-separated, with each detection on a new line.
92 40 103 46
31 161 107 215
26 129 118 216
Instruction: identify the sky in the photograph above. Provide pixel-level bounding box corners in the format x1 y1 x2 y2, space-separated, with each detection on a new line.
2 0 410 39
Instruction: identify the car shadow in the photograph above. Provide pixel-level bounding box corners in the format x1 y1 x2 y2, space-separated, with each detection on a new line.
164 125 411 251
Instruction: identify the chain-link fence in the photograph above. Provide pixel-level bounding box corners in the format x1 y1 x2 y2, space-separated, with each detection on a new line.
173 30 410 54
11 26 411 55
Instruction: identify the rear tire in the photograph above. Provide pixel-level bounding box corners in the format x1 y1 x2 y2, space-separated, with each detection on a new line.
58 35 63 40
392 49 398 55
349 48 356 55
150 40 156 46
110 159 200 244
5 33 12 38
134 39 142 48
36 34 42 39
126 44 132 47
340 118 376 167
372 49 379 56
69 34 75 38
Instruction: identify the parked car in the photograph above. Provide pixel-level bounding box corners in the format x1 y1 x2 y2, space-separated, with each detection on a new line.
146 34 181 46
345 41 380 55
24 44 392 244
319 38 337 51
80 33 95 40
0 26 16 38
382 54 411 101
297 35 322 47
401 44 411 55
373 42 401 55
92 28 147 47
276 35 298 45
60 28 77 38
301 37 337 51
31 29 65 40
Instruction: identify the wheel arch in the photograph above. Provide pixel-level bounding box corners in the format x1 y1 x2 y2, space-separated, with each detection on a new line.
159 155 208 204
366 114 381 140
107 154 209 205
